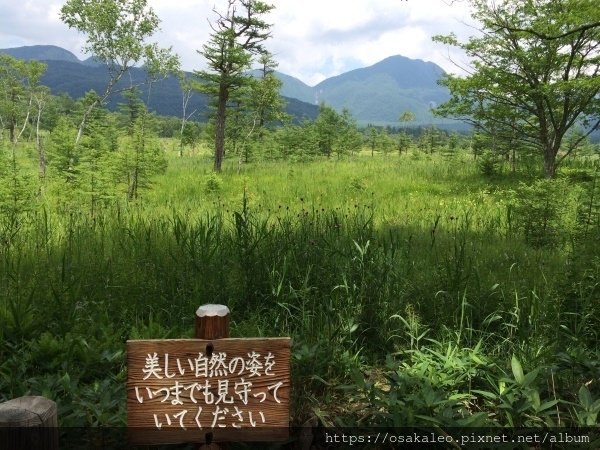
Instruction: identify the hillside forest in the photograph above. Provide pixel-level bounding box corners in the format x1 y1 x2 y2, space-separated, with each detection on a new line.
1 0 600 448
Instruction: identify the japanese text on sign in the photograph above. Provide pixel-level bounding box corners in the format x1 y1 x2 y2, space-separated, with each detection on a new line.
127 338 290 443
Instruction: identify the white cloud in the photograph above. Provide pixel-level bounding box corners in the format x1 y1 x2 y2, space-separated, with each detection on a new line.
354 27 429 66
0 0 477 84
265 0 476 84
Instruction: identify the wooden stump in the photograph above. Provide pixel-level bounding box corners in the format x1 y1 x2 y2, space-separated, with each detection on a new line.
0 396 58 450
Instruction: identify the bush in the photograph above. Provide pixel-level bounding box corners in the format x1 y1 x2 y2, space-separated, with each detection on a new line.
507 178 575 248
348 346 598 428
349 176 367 192
478 150 501 177
204 173 223 193
575 168 600 240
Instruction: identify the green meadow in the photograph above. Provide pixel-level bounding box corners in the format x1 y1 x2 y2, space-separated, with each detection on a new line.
1 143 600 439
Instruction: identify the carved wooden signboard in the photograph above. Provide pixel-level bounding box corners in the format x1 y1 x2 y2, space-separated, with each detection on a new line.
127 338 291 445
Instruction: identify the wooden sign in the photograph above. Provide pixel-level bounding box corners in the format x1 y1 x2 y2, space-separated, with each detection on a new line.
127 338 291 445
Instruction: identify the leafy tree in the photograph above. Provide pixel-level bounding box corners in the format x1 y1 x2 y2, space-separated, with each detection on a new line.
397 132 412 155
470 131 487 160
47 101 124 213
60 0 179 144
227 52 288 166
196 0 275 171
366 126 378 157
396 110 416 156
42 92 76 131
79 109 119 215
118 87 146 136
433 0 600 178
314 105 362 158
314 104 340 158
277 121 320 159
447 132 460 152
0 140 34 220
47 116 79 186
249 53 287 129
399 111 415 129
181 122 203 151
336 110 363 158
366 126 395 156
224 99 251 161
118 108 166 200
418 126 445 154
563 129 595 159
154 115 181 138
0 55 46 144
378 128 396 156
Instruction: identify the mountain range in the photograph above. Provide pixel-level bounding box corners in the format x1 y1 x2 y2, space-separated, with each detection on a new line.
1 45 451 126
0 45 318 123
278 55 450 125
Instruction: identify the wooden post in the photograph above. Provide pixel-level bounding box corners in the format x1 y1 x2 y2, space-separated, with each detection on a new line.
196 304 230 340
0 396 58 450
196 304 230 450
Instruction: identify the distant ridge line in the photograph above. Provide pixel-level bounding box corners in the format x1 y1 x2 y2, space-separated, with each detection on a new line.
1 44 454 126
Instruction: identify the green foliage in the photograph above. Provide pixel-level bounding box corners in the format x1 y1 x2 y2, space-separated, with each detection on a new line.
487 355 558 427
79 112 120 211
1 148 599 431
181 121 203 148
349 177 367 192
248 53 288 127
433 0 600 178
204 172 223 193
574 385 600 426
0 143 35 219
46 109 120 212
346 343 598 428
399 110 415 125
117 87 146 135
0 54 46 143
195 0 275 171
60 0 160 70
396 131 412 155
118 109 167 200
45 98 167 210
277 121 320 160
478 150 501 177
508 178 576 248
574 165 600 240
417 126 445 154
47 117 79 183
365 126 395 157
60 0 179 143
346 340 492 427
314 104 338 157
314 105 362 158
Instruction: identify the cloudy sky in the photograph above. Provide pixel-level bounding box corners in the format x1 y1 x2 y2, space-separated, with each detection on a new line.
0 0 476 86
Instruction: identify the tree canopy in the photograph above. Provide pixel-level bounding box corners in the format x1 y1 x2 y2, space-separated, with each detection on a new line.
0 55 46 144
433 0 600 178
60 0 179 143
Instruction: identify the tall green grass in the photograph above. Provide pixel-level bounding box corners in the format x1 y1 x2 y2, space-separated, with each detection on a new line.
1 147 599 431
